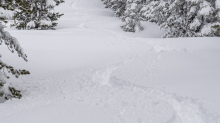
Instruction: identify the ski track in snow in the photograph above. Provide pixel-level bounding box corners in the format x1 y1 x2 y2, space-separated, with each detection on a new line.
0 0 220 123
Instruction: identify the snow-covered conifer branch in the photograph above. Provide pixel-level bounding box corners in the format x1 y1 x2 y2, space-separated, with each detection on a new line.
0 0 30 101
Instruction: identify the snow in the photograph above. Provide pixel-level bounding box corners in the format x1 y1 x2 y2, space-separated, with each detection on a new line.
201 24 213 35
27 21 35 28
201 22 220 36
46 0 56 6
189 6 197 13
198 1 214 16
216 0 220 9
190 18 201 30
40 20 52 26
0 0 220 123
0 8 14 19
130 3 137 10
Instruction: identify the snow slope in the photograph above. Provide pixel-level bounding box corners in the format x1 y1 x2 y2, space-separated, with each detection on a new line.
0 0 220 123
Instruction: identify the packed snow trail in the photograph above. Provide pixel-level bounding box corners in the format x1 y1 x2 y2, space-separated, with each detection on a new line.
1 0 220 123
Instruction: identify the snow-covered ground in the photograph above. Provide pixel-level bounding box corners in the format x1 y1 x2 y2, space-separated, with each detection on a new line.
1 0 220 122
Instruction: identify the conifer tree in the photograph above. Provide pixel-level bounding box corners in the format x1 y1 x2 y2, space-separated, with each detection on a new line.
102 0 127 17
120 0 145 32
140 0 167 25
12 0 64 30
160 0 189 38
162 0 220 38
0 1 30 101
140 0 220 37
201 0 220 37
110 0 127 17
103 0 220 37
102 0 111 8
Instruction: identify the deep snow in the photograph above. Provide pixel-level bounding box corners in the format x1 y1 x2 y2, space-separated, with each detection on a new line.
0 0 220 123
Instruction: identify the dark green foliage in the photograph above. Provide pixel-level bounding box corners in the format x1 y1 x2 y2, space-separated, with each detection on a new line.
212 25 220 36
7 87 22 99
0 61 30 78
